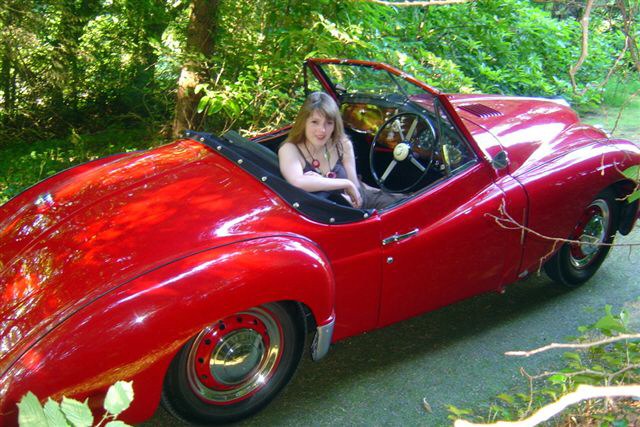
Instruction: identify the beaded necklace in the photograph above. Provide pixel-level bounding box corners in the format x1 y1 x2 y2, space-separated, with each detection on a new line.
304 142 337 178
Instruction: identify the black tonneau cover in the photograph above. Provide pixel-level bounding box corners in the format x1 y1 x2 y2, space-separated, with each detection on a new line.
185 131 374 224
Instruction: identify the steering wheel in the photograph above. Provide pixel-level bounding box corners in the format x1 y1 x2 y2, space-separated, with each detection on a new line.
369 112 437 192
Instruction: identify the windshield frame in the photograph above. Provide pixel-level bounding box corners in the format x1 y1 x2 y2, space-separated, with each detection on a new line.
304 58 442 101
303 58 485 171
303 58 490 176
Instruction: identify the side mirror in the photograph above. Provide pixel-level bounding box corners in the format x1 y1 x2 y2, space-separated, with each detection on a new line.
491 150 509 170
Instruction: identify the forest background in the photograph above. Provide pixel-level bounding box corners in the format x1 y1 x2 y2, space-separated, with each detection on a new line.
1 0 639 204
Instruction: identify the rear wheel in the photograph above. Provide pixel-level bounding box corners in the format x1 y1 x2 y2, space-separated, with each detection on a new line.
161 302 304 424
544 189 618 287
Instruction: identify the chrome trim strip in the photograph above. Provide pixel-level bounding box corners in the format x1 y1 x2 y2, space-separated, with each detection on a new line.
311 317 335 361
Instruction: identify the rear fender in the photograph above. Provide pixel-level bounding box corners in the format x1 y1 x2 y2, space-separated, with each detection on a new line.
0 235 334 425
614 181 639 235
0 152 132 222
517 140 640 274
611 139 640 235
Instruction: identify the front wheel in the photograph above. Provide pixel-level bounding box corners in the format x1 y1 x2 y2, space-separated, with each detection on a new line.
161 302 305 424
544 189 619 287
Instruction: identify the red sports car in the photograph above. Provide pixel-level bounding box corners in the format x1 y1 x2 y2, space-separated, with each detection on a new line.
1 59 638 425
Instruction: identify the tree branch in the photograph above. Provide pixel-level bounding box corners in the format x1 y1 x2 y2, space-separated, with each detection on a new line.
364 0 475 7
616 0 640 75
454 385 640 427
505 334 640 357
485 200 640 254
611 87 640 136
568 0 595 92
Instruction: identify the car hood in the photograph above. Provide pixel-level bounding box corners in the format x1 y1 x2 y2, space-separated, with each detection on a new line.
0 139 289 374
446 94 607 173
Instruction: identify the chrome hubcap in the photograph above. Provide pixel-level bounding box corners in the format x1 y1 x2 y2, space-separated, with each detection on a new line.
569 199 610 269
210 329 264 385
187 308 283 404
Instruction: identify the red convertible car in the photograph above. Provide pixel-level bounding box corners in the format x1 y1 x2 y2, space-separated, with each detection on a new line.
1 58 639 425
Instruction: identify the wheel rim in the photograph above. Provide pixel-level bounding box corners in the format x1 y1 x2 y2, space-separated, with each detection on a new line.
187 307 283 404
569 199 610 269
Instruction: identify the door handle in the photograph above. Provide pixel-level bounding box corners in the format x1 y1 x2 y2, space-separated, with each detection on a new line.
382 228 419 246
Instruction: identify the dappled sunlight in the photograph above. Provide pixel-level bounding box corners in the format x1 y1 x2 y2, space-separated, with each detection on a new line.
0 246 63 353
0 137 296 383
0 141 270 374
52 141 206 204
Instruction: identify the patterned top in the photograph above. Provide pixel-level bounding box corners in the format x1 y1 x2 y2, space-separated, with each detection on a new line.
296 144 348 202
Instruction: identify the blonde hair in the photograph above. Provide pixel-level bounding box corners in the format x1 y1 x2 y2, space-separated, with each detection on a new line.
285 92 346 151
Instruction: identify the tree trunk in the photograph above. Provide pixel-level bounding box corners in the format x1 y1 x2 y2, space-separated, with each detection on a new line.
172 0 219 138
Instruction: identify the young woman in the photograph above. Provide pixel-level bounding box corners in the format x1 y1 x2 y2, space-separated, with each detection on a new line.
278 92 400 210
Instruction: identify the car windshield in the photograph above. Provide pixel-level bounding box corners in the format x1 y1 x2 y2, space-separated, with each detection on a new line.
314 62 433 100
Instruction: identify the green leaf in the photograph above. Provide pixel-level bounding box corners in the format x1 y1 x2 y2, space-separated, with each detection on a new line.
496 393 514 404
612 419 629 427
197 95 210 114
621 165 639 181
563 352 581 362
304 50 319 59
18 392 48 427
594 314 626 334
621 166 640 203
548 374 567 384
572 374 601 385
447 405 473 417
104 381 134 416
194 83 209 95
60 397 93 427
224 99 240 117
44 398 69 426
105 421 133 427
620 309 629 326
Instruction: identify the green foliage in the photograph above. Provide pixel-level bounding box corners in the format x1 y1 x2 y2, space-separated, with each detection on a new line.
1 0 634 139
602 76 640 108
0 126 163 204
192 0 625 133
450 308 640 425
621 166 640 203
0 0 180 138
17 381 134 427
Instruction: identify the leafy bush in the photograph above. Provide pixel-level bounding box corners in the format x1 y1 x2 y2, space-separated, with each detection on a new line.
2 0 629 138
450 307 640 426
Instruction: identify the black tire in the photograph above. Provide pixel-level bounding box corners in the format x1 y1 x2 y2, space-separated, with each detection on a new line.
544 188 619 287
161 302 305 425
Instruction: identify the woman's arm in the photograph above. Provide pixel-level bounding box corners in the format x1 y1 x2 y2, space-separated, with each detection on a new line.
341 137 361 191
278 142 361 207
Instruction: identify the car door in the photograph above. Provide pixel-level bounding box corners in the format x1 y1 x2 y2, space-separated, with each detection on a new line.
376 151 526 328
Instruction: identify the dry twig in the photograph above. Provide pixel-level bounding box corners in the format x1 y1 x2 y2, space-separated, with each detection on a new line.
365 0 474 6
485 200 640 273
505 334 640 357
454 385 640 427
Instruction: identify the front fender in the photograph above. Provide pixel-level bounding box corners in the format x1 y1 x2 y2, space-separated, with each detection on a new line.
0 235 334 426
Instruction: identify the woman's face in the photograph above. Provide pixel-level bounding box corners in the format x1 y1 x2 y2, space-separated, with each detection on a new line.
305 110 334 147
